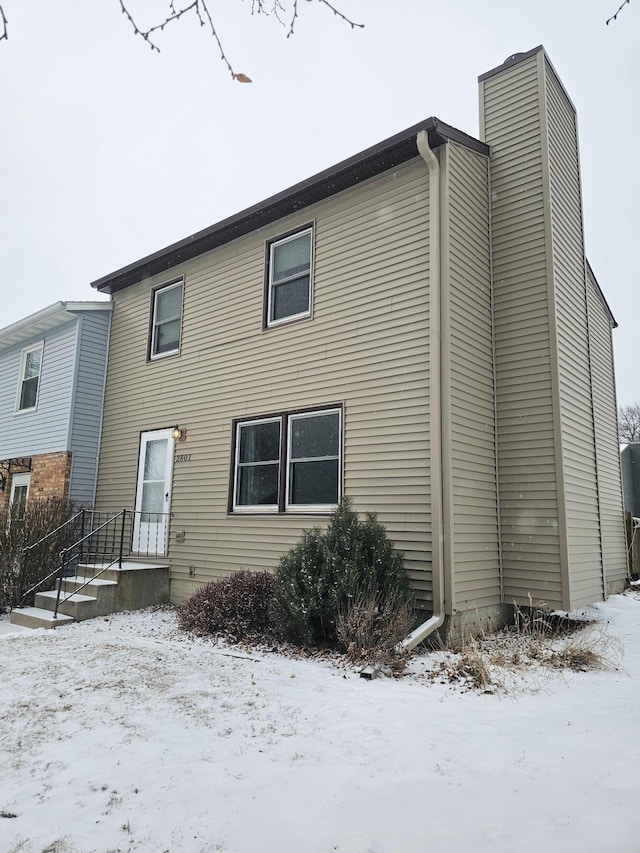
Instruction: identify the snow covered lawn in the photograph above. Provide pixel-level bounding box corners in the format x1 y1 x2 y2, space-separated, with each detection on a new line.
1 592 639 853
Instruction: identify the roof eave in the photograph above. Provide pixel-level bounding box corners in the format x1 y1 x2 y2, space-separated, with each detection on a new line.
91 117 488 295
0 301 111 353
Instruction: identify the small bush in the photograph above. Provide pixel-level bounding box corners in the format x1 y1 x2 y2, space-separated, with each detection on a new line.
270 498 412 648
0 497 78 611
336 588 415 664
178 570 276 641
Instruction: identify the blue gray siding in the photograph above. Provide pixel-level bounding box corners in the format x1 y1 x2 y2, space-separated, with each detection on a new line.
0 321 76 458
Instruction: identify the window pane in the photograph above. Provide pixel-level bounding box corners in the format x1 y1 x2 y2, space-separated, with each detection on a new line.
156 285 182 322
20 376 39 410
291 413 339 459
290 459 338 505
156 319 180 354
143 439 167 481
239 422 280 464
238 463 279 506
272 276 310 321
12 485 29 520
272 232 311 283
24 349 42 379
141 481 164 515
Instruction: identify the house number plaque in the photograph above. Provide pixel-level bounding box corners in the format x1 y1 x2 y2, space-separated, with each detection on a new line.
175 453 192 463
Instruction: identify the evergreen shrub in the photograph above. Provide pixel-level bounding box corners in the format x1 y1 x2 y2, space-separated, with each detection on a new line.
270 497 412 648
178 570 276 641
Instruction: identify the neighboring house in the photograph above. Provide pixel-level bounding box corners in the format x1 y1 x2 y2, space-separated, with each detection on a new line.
90 46 627 638
620 443 640 517
0 301 112 512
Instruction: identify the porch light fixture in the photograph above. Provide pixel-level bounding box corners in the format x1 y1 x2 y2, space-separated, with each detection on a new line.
172 426 187 441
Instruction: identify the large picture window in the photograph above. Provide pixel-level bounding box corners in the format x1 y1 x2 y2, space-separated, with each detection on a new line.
232 407 341 513
150 280 183 359
265 227 313 327
16 343 43 412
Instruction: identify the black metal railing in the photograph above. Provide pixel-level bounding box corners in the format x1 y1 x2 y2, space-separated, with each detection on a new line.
17 509 90 608
18 509 172 617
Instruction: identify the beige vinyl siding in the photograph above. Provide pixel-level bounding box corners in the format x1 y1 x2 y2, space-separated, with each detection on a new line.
543 59 604 607
586 271 627 590
480 53 563 606
443 142 500 613
95 158 433 606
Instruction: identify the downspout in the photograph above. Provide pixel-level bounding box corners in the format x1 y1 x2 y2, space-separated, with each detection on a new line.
400 130 446 652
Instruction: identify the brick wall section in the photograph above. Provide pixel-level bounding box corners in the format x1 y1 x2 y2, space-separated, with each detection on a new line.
0 451 72 512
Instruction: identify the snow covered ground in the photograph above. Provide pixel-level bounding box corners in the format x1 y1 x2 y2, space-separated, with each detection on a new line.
1 592 639 853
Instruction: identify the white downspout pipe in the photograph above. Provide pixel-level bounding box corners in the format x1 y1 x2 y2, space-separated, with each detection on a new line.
399 130 446 652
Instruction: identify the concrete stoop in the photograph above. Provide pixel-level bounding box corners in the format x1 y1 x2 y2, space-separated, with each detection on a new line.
9 561 170 629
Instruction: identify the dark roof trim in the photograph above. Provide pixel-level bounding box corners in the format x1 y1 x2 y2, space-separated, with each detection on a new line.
478 45 544 83
92 118 488 295
478 45 577 114
586 259 618 329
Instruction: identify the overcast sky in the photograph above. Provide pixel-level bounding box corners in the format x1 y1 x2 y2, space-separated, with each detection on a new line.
1 1 638 402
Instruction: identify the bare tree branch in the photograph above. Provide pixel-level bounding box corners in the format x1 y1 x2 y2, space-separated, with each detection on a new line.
0 0 364 81
0 4 8 42
118 0 240 79
607 0 631 25
619 403 640 442
287 0 363 38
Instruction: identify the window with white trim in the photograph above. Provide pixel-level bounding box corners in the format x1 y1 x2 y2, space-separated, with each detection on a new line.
150 280 183 359
16 343 43 412
10 473 30 521
234 417 281 512
232 407 341 513
266 227 313 327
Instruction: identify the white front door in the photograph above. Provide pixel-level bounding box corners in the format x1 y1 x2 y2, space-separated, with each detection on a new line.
133 429 175 556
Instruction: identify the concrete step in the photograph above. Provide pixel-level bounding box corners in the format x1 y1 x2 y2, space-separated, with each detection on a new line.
10 607 75 630
35 590 103 621
11 559 170 629
61 576 118 610
79 561 170 611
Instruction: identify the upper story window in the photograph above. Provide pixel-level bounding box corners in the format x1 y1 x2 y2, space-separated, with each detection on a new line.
265 226 313 328
15 343 43 412
150 280 183 359
231 406 341 513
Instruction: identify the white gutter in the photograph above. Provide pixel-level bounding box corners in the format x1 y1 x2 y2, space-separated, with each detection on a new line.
400 130 446 652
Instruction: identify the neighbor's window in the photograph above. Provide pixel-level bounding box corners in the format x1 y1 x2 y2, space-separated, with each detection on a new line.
150 280 183 358
231 407 341 513
266 227 313 327
16 343 43 412
10 473 31 521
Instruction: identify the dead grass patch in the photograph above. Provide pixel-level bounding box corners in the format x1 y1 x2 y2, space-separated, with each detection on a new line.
428 602 620 693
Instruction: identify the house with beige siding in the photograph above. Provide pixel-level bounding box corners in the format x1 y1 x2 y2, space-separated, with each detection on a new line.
90 46 627 639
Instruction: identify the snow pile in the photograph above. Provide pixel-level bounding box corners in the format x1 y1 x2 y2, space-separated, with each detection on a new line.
1 593 639 853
